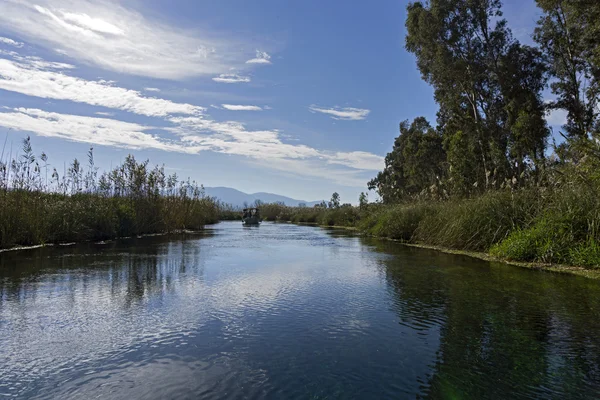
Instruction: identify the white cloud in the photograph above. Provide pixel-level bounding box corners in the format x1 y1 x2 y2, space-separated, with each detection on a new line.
168 115 383 172
546 109 568 127
0 48 75 69
169 116 319 160
60 11 125 36
221 104 263 111
0 108 383 186
309 105 370 121
212 73 251 84
246 50 271 65
327 151 384 170
0 108 199 152
0 51 383 186
0 0 259 80
0 58 204 117
0 36 23 48
144 87 161 92
250 157 374 187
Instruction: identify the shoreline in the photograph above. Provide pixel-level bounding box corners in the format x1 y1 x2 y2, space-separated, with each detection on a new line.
3 220 598 279
0 228 212 254
295 222 600 280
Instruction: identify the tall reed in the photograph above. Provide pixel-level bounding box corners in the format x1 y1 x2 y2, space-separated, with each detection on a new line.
0 137 218 248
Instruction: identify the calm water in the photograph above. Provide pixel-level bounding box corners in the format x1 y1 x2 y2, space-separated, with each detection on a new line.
1 222 600 399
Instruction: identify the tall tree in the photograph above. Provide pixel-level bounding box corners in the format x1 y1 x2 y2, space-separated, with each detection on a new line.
369 117 446 202
329 192 341 209
500 43 549 181
358 192 368 209
534 0 600 151
405 0 549 193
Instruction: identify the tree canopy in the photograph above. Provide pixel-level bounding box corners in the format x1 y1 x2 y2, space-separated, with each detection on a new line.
370 0 599 202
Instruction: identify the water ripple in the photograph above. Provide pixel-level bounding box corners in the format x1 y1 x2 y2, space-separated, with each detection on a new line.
1 222 600 399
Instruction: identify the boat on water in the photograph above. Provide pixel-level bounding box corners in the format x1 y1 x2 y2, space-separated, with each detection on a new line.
242 208 261 225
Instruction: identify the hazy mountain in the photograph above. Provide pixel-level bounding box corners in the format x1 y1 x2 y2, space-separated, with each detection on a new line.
204 187 322 208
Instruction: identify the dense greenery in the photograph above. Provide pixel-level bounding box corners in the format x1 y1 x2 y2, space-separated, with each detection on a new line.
369 0 599 200
0 138 219 248
347 0 600 269
256 179 600 268
253 0 600 271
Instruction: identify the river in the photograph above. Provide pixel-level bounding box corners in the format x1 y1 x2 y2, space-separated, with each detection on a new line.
1 221 599 399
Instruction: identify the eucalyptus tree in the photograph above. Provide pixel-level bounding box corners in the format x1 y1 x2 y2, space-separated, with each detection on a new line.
369 117 446 202
405 0 549 194
534 0 600 155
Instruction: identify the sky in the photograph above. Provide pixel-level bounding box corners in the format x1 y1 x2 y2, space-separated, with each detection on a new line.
0 0 563 203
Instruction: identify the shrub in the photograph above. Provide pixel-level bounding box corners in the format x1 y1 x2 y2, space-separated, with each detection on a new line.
414 190 540 251
570 239 600 268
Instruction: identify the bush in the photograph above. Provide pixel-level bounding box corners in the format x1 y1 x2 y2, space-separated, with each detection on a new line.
0 142 219 249
490 221 562 263
360 203 432 241
491 183 600 266
414 190 540 251
570 239 600 268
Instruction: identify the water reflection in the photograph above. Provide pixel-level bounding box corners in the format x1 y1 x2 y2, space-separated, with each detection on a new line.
365 239 600 399
0 223 599 399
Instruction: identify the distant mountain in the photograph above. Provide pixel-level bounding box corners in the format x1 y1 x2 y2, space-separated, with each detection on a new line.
204 187 323 208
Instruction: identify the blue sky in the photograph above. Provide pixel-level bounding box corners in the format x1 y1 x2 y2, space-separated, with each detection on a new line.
0 0 562 203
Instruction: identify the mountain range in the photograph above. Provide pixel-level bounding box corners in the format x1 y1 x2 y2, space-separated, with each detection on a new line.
204 187 323 208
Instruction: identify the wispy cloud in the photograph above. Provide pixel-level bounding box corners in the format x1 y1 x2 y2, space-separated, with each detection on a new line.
221 104 263 111
546 109 568 127
0 108 197 152
0 48 75 70
58 10 126 35
0 50 383 186
0 36 23 48
0 0 263 80
144 87 160 92
212 73 251 84
246 50 271 65
169 116 383 171
309 105 370 121
0 58 204 117
327 151 384 170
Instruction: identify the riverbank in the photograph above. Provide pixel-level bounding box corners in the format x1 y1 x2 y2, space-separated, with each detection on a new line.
0 228 213 253
255 186 600 277
0 189 219 249
288 221 600 279
0 143 219 249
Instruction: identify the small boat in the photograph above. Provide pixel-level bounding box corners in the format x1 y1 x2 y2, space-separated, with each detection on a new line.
242 208 261 225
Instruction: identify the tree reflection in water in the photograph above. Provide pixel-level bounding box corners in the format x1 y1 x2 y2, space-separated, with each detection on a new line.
365 238 600 399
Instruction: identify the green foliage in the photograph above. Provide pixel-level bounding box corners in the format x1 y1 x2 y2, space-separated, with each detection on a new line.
490 182 600 266
490 223 557 263
402 0 549 198
0 139 218 249
369 117 446 201
570 240 600 268
358 192 368 210
534 0 600 143
318 204 359 227
360 0 600 270
329 192 340 209
364 203 433 241
415 190 540 251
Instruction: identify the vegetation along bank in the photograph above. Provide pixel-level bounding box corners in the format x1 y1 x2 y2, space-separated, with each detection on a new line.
252 0 600 274
0 138 219 249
